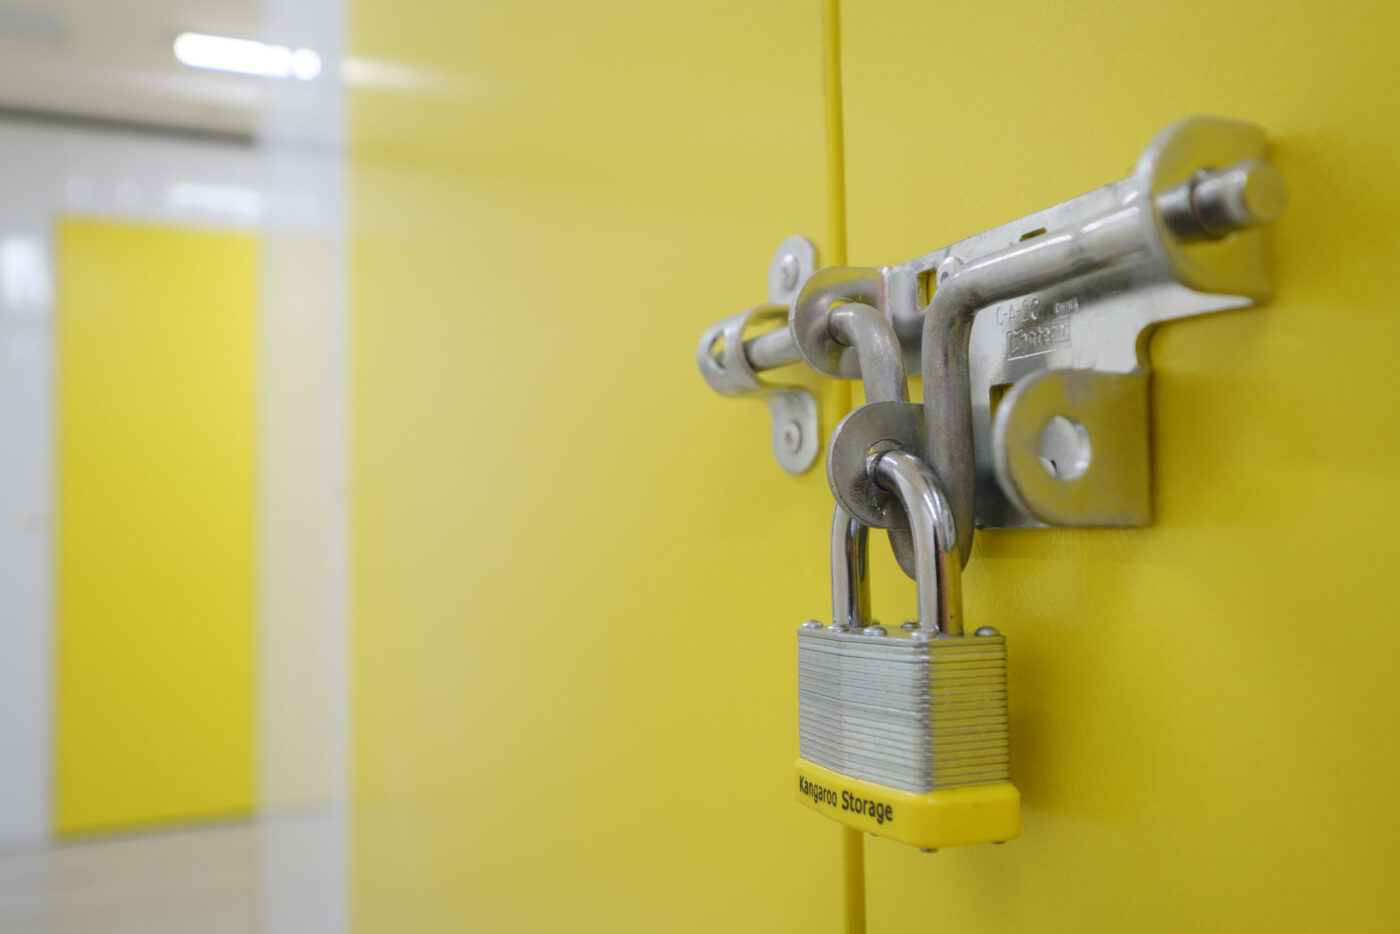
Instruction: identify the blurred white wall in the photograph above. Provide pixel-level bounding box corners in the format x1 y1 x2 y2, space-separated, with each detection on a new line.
0 122 268 845
0 0 347 927
0 113 347 810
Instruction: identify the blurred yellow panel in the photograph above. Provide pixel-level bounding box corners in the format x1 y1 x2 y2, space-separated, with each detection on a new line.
55 219 256 836
348 0 851 929
840 1 1400 931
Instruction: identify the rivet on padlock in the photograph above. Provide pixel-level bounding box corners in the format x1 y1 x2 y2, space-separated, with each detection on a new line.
794 448 1020 850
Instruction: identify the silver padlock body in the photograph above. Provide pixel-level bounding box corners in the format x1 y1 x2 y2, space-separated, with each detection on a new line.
797 627 1010 793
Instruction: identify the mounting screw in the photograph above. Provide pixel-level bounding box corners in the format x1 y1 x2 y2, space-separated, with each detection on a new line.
800 620 823 630
863 624 888 637
780 420 802 455
899 620 918 631
777 253 800 291
975 626 1000 637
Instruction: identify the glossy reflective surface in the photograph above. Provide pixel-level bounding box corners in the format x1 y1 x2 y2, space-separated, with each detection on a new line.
844 0 1400 930
348 0 852 929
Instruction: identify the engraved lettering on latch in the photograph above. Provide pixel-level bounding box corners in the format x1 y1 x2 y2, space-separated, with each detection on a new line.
995 297 1042 329
1007 320 1070 359
1004 297 1077 360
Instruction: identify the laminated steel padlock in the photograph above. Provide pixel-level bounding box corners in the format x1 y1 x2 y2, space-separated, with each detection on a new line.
794 449 1020 849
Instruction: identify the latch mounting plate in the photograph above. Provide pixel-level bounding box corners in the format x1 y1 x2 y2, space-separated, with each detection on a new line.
696 236 821 475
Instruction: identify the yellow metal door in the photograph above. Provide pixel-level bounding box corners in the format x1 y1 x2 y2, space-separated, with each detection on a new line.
350 0 1400 929
348 1 856 929
55 220 256 835
838 1 1400 930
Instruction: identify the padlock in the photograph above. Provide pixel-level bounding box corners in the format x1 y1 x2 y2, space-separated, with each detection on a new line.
794 448 1020 849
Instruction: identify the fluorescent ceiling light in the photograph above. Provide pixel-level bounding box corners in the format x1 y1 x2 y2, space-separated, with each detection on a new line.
174 32 322 81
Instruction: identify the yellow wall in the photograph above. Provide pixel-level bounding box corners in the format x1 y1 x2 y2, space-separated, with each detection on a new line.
348 0 853 929
55 219 256 835
350 0 1400 930
842 1 1400 930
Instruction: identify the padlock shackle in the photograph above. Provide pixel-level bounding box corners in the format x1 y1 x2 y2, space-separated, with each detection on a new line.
870 450 963 636
830 504 871 630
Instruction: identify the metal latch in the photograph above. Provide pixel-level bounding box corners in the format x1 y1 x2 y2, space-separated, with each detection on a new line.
696 236 821 475
696 115 1286 533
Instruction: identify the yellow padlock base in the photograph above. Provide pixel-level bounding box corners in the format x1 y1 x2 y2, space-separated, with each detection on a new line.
795 759 1021 849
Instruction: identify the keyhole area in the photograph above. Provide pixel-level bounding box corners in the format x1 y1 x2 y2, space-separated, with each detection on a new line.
1038 415 1091 481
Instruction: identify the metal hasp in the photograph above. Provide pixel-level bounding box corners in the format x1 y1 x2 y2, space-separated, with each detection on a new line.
913 116 1285 553
697 115 1285 537
695 236 821 474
